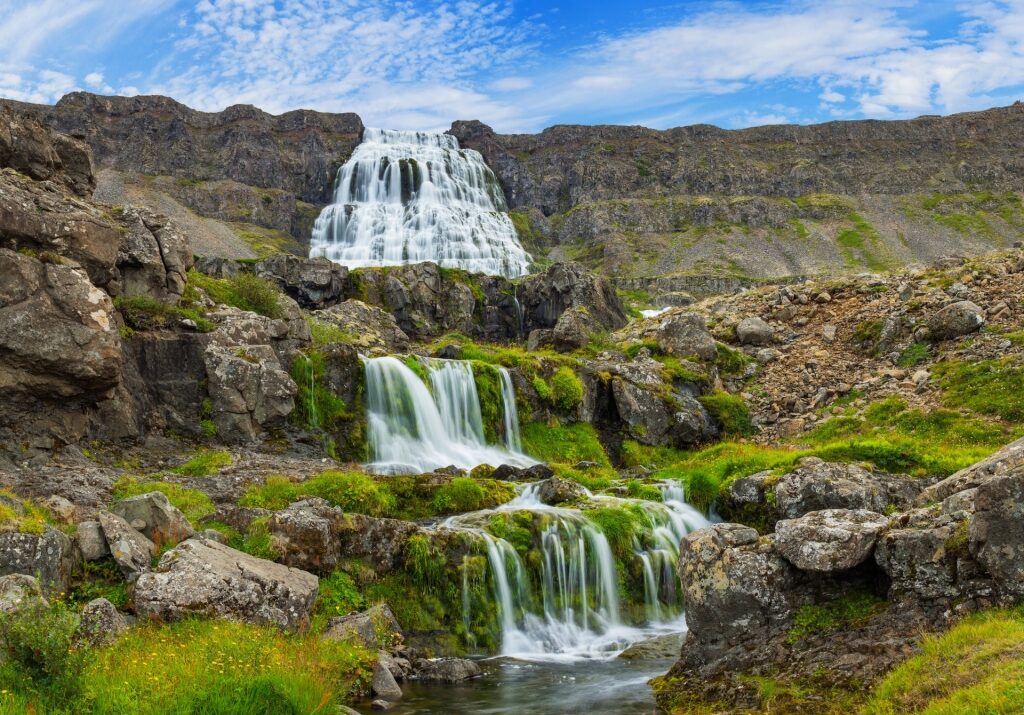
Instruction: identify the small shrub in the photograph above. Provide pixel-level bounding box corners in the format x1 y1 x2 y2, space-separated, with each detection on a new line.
172 449 232 477
0 600 88 703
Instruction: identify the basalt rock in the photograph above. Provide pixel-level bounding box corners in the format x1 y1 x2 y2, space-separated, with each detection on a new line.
775 509 889 572
115 206 193 303
255 254 347 309
98 510 156 583
927 300 986 340
110 491 195 547
312 300 410 353
519 262 627 339
773 458 920 521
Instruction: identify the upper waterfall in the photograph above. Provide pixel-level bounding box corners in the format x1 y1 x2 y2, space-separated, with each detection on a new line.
309 128 532 277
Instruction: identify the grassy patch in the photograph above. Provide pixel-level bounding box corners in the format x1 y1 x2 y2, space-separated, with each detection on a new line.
290 350 350 430
187 270 283 319
933 358 1024 422
864 606 1024 715
698 391 754 437
787 592 885 645
520 422 611 466
0 490 51 535
896 342 931 367
549 366 584 410
239 471 395 517
113 295 214 333
311 570 367 631
172 449 232 477
111 477 214 526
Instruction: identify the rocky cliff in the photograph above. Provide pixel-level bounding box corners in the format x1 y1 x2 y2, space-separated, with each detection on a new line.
451 105 1024 286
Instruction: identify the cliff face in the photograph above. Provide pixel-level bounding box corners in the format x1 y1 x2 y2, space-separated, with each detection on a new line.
1 93 363 258
450 105 1024 285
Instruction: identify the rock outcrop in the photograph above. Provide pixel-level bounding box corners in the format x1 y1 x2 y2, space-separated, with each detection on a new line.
775 509 889 572
0 528 79 594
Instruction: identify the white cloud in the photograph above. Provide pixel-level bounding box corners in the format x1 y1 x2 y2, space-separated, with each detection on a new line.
491 76 533 92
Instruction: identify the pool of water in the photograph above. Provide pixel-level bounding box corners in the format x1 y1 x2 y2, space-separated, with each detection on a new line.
360 657 671 715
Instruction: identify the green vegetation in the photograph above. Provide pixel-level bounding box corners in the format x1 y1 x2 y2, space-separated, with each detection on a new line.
487 512 535 553
240 471 396 517
311 570 367 631
432 477 487 513
186 270 283 319
69 560 130 610
0 612 372 715
111 477 215 526
585 506 644 558
520 422 611 466
290 350 349 430
836 213 891 272
172 449 232 477
933 358 1024 422
548 367 584 410
896 342 931 367
0 491 51 535
307 317 356 346
113 295 214 333
471 362 503 443
787 592 885 645
864 606 1024 714
625 480 663 501
714 343 752 376
698 391 754 436
228 221 306 258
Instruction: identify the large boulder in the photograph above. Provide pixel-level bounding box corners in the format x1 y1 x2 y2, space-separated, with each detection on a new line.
78 597 130 646
655 313 718 360
0 527 78 594
134 537 318 630
76 520 110 561
775 509 889 572
312 300 410 352
255 255 347 309
110 491 194 546
927 300 985 340
736 316 774 346
412 657 482 683
969 472 1024 597
98 510 156 583
773 458 919 520
323 603 403 650
536 476 588 504
1 107 94 196
371 658 403 701
0 573 47 613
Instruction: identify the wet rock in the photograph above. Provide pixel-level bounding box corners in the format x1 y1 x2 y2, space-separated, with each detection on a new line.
775 509 889 572
371 658 404 701
736 317 773 346
254 254 347 309
655 313 718 360
0 527 78 594
0 573 47 613
491 463 555 481
110 491 194 546
618 632 685 659
323 603 404 650
78 597 130 646
98 510 156 583
412 657 482 683
926 300 985 340
134 537 318 630
535 476 588 504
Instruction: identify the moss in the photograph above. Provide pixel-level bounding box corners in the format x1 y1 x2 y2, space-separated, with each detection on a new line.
532 376 553 403
172 449 232 477
186 269 283 319
786 592 885 645
239 471 396 517
111 477 215 526
520 422 611 466
584 506 645 559
471 362 503 443
698 391 754 436
853 319 884 355
549 366 584 410
307 318 357 346
431 477 487 514
625 480 663 501
113 295 215 333
487 512 535 553
714 343 752 376
290 350 350 430
0 491 51 535
896 342 931 367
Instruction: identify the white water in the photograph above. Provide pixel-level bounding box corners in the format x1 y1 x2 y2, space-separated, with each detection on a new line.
309 128 531 277
444 481 710 663
362 356 535 474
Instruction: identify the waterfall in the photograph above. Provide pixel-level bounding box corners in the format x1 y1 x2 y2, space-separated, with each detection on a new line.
444 480 710 661
362 356 535 474
498 368 522 452
309 128 531 277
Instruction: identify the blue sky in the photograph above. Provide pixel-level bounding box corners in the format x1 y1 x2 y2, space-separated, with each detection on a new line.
1 1 1023 132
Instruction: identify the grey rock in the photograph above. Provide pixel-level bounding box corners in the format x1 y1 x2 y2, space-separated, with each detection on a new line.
78 597 130 646
371 658 403 701
76 520 110 561
918 436 1024 505
312 300 409 352
0 527 78 594
535 476 588 505
323 604 403 650
0 574 47 613
618 632 685 659
656 313 718 361
736 317 773 346
134 537 318 630
413 657 482 683
774 459 919 520
110 491 194 546
98 510 156 583
254 254 347 309
970 472 1024 597
370 700 393 711
927 300 985 340
775 509 889 572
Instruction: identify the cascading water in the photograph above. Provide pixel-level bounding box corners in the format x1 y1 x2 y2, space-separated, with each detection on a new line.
443 481 710 662
362 356 535 474
309 128 531 277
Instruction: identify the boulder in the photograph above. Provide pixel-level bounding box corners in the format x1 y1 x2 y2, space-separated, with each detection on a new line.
0 573 47 613
76 520 110 561
323 603 404 650
412 657 482 683
551 306 592 352
875 517 964 602
736 317 774 346
610 369 718 448
535 476 588 504
98 511 156 583
110 491 194 546
78 597 130 646
774 459 919 520
618 632 685 659
0 527 78 594
492 463 555 482
255 255 347 309
775 509 889 572
371 658 404 701
312 300 409 352
656 313 718 361
526 328 554 352
927 300 985 340
969 472 1024 597
133 537 318 630
918 436 1024 505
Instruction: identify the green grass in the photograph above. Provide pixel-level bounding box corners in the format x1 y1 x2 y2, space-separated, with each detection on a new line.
111 477 215 526
549 367 584 410
0 490 51 535
864 607 1024 715
113 295 215 333
186 270 283 319
307 317 356 346
520 422 611 466
897 342 931 367
584 506 645 559
0 615 372 715
933 358 1024 422
432 477 488 513
698 391 754 436
787 592 885 645
239 471 396 517
172 449 232 477
311 570 367 631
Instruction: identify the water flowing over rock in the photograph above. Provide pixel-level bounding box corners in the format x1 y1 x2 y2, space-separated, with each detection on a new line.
310 128 531 277
362 356 534 474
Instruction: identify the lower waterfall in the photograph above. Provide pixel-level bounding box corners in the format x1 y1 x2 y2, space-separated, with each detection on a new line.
442 481 710 661
362 356 535 474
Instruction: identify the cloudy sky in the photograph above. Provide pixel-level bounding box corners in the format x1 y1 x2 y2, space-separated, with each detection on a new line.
1 0 1022 132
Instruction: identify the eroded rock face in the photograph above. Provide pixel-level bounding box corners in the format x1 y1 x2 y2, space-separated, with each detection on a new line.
255 254 347 309
775 509 889 572
970 472 1024 597
0 107 94 196
312 300 410 352
774 458 919 520
0 529 78 594
116 207 193 303
134 537 318 630
519 262 627 344
98 510 156 583
927 300 985 340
